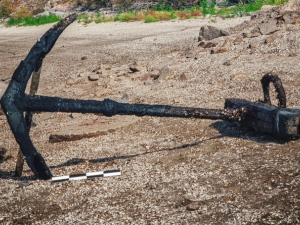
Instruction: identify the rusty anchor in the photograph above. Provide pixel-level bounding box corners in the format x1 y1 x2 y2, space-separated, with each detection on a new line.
1 15 300 180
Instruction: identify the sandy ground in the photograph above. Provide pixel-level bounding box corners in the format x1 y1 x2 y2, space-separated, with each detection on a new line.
1 14 300 224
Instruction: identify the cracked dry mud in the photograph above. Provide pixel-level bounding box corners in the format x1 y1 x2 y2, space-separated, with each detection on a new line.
1 9 300 224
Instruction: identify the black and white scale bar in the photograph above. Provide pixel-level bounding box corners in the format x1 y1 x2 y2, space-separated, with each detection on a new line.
51 169 121 183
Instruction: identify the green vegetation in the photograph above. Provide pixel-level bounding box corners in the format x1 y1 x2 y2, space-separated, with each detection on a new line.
201 0 216 16
217 0 289 17
2 0 290 26
75 0 289 24
145 15 160 23
6 14 62 26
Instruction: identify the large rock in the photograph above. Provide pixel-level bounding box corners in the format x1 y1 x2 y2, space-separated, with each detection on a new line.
280 0 300 13
198 25 229 42
49 115 140 143
258 20 278 35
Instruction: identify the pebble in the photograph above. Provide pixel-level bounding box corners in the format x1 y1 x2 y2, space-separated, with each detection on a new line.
88 74 100 81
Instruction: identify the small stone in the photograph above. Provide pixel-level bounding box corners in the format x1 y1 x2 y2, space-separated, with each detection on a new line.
153 59 176 70
78 71 91 78
81 56 87 60
129 66 139 73
286 23 296 31
288 53 298 57
200 42 217 48
120 93 130 103
173 98 180 103
101 64 111 71
187 202 200 211
70 113 81 119
179 72 188 81
249 39 261 49
88 74 99 81
92 66 101 72
144 80 153 85
137 73 149 81
231 73 249 81
242 32 251 38
157 66 171 81
265 34 278 44
223 60 232 66
66 77 84 86
18 181 31 188
96 70 102 75
233 36 243 45
185 50 194 58
151 70 160 77
211 47 228 54
100 64 111 77
129 62 145 73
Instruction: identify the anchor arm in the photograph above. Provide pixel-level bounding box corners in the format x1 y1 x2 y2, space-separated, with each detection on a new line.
0 14 77 180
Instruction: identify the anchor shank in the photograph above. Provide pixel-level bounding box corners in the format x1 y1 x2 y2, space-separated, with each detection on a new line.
25 96 242 121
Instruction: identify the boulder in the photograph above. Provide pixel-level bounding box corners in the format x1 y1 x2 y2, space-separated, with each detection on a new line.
280 0 300 14
198 25 229 42
258 20 278 35
283 12 300 24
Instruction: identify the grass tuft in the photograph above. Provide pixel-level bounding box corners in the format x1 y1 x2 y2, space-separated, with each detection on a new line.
145 15 160 23
6 14 62 26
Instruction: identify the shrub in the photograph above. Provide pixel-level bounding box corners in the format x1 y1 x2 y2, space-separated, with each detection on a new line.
114 14 121 21
94 13 112 23
78 14 93 24
0 0 13 18
178 11 187 19
118 11 135 21
145 15 160 23
147 9 177 21
15 6 32 19
201 0 216 16
190 9 201 17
